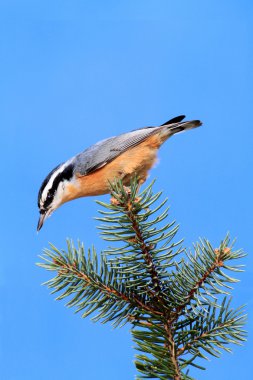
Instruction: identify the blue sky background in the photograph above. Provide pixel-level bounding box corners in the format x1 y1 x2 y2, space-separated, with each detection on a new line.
0 1 252 379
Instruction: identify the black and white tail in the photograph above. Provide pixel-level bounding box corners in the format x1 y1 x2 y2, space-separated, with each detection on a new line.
161 115 202 135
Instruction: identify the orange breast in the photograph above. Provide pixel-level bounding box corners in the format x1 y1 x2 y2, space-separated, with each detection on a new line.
62 133 163 202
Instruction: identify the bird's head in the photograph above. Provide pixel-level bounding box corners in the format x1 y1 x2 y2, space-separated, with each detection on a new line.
37 160 75 231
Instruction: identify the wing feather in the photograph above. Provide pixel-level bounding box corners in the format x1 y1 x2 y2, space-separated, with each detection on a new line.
73 127 160 176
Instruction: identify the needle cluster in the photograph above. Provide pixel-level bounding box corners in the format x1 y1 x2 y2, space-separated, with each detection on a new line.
38 179 246 380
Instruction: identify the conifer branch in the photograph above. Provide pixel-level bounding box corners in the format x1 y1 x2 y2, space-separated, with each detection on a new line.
109 184 167 310
124 194 163 295
38 179 247 380
165 322 182 380
169 247 229 324
53 259 159 315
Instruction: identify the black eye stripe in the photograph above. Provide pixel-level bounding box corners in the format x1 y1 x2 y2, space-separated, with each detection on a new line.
42 189 55 210
38 164 62 208
38 163 74 209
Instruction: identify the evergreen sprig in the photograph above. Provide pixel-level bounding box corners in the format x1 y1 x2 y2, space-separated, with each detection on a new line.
38 179 246 380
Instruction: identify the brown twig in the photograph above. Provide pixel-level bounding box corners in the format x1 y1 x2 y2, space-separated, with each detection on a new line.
115 187 183 378
160 249 227 378
177 331 209 357
122 191 164 296
177 320 233 357
54 260 163 317
164 322 183 380
168 251 224 324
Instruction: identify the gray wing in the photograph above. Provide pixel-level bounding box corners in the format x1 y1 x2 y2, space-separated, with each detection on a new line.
73 126 160 176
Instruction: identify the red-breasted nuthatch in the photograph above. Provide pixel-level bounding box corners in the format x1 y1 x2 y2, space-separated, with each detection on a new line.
37 115 202 230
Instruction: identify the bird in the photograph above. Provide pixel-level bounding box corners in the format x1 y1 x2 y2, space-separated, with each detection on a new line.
37 115 202 231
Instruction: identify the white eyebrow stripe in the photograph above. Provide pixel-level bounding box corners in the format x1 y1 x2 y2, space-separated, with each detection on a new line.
40 160 71 206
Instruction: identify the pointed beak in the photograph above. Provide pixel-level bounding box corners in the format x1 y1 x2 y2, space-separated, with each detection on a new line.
37 212 48 232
